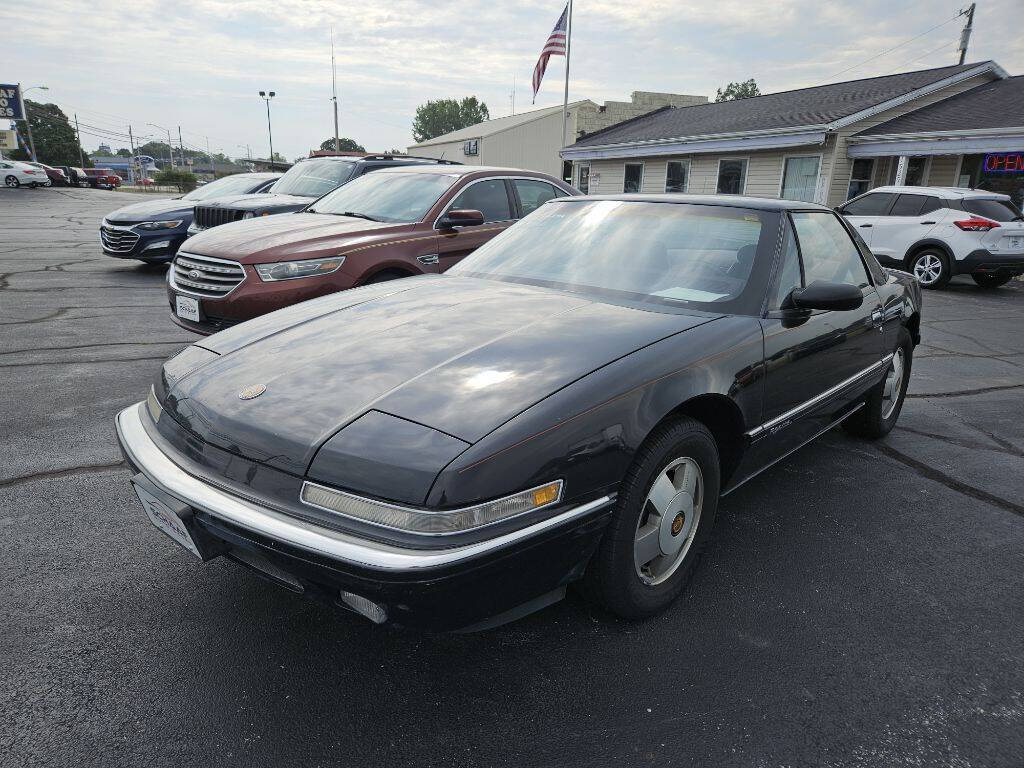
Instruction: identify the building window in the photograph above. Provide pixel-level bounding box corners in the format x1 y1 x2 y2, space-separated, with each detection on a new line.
847 158 874 200
623 162 644 193
577 164 590 194
717 158 747 194
889 156 929 186
463 140 478 156
781 156 820 202
665 160 688 193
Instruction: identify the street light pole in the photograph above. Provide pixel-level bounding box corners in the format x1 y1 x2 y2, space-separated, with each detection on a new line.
258 90 276 168
21 85 48 163
148 123 174 169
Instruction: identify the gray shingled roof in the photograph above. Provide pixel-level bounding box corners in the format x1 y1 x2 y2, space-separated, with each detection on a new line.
573 63 994 147
856 75 1024 136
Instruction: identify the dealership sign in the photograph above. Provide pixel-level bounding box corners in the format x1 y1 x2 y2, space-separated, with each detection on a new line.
0 84 26 120
984 152 1024 173
0 129 18 151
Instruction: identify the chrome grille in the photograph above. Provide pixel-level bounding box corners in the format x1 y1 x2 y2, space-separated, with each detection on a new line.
171 253 246 298
194 206 246 230
100 225 140 253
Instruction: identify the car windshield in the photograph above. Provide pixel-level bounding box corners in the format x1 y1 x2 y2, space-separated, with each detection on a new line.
310 172 460 223
269 159 355 198
963 198 1023 222
183 175 271 201
449 199 776 314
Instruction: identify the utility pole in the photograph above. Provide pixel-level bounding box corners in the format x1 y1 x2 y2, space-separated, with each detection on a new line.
128 124 137 184
510 74 516 116
178 126 186 169
958 3 976 65
331 27 340 152
73 113 85 167
19 83 39 162
206 136 216 178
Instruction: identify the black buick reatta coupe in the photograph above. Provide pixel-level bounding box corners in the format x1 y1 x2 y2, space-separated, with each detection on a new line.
116 194 922 631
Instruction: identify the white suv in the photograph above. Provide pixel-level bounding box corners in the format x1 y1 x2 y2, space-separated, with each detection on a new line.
838 185 1024 289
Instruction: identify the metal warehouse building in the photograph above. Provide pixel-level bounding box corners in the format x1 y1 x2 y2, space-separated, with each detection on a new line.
561 61 1024 208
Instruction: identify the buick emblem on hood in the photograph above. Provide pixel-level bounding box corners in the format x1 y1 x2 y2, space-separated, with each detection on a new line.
238 384 267 400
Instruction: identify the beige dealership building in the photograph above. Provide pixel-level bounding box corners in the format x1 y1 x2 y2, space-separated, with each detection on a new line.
407 92 707 180
562 61 1024 208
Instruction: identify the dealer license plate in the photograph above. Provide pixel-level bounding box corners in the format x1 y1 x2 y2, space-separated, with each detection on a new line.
1005 236 1024 251
133 482 202 559
175 294 200 322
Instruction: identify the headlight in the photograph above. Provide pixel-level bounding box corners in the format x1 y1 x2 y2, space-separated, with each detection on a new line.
300 479 563 534
134 220 183 231
255 256 345 282
242 211 255 219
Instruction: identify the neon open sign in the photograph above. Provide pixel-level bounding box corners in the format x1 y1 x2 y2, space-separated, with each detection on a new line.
984 153 1024 173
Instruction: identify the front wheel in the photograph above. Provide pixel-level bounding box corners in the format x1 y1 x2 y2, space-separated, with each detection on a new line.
908 249 951 289
843 328 913 439
5 175 20 187
972 273 1013 289
586 417 720 620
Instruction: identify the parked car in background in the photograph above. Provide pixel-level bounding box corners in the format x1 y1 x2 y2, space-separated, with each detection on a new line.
188 154 461 235
100 172 281 262
84 168 122 189
839 186 1024 289
67 167 91 187
25 162 69 186
1 160 50 188
169 165 576 334
119 194 921 630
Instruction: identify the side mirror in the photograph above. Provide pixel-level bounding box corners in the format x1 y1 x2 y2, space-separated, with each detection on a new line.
437 209 484 230
786 280 863 312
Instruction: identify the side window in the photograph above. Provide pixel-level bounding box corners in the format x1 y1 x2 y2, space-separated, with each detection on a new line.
623 162 644 193
769 221 804 310
889 194 927 216
577 164 590 194
791 212 871 289
513 179 560 217
919 196 943 215
447 179 512 222
841 192 893 216
665 161 688 193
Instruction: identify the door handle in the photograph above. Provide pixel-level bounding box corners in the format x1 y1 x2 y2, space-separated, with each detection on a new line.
859 223 872 228
920 221 936 225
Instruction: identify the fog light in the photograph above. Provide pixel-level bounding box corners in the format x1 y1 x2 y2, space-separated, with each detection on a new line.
340 591 387 624
142 240 171 251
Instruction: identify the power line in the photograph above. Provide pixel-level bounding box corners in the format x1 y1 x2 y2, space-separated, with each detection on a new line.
819 12 964 84
886 37 960 75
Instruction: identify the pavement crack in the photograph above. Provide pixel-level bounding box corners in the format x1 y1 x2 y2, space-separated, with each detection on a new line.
907 383 1024 399
872 442 1024 519
0 355 170 369
895 425 1024 459
0 460 128 490
0 340 190 356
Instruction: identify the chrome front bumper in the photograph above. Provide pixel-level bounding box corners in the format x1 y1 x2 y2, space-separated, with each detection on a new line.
115 402 613 573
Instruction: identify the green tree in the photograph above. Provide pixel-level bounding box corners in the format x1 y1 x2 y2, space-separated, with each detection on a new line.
411 96 489 143
319 137 365 152
115 148 132 157
8 100 84 166
715 79 761 102
154 168 198 192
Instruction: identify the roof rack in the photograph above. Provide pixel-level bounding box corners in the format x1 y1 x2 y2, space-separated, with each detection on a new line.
359 154 461 164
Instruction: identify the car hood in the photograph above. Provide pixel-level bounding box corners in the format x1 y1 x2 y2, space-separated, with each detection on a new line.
105 198 191 223
181 212 410 263
197 193 312 213
163 275 717 477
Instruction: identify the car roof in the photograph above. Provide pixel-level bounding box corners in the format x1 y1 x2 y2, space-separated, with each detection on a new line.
373 165 558 178
865 185 1011 200
562 193 833 211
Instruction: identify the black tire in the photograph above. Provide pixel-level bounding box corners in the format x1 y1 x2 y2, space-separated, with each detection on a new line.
5 175 20 188
972 273 1013 289
843 327 913 439
906 248 951 289
365 269 411 284
586 417 720 620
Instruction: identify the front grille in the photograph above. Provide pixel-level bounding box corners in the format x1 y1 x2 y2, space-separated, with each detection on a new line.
171 253 246 298
194 206 246 230
100 226 140 253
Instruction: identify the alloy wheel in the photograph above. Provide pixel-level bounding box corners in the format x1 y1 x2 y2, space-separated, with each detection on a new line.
881 347 905 420
634 457 704 585
912 253 943 286
5 175 18 188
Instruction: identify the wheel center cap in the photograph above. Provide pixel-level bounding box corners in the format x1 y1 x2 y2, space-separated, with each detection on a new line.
671 512 685 536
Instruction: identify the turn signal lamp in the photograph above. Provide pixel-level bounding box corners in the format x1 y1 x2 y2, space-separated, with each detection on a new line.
301 479 565 535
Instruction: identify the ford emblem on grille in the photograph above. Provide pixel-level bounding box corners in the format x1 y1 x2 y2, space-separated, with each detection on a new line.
188 269 201 280
238 384 267 400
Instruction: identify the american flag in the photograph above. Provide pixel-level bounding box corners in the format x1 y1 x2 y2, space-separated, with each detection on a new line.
532 4 568 103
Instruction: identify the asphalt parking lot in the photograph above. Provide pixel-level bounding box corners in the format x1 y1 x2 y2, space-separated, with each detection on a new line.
2 186 1023 767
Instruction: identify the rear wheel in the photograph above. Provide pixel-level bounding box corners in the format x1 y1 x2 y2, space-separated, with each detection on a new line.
972 273 1013 289
587 417 720 620
843 327 913 439
908 249 951 289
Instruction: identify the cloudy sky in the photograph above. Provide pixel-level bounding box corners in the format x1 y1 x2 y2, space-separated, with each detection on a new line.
3 0 1023 161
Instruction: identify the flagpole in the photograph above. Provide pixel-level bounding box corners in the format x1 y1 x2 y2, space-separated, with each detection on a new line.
561 0 573 149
